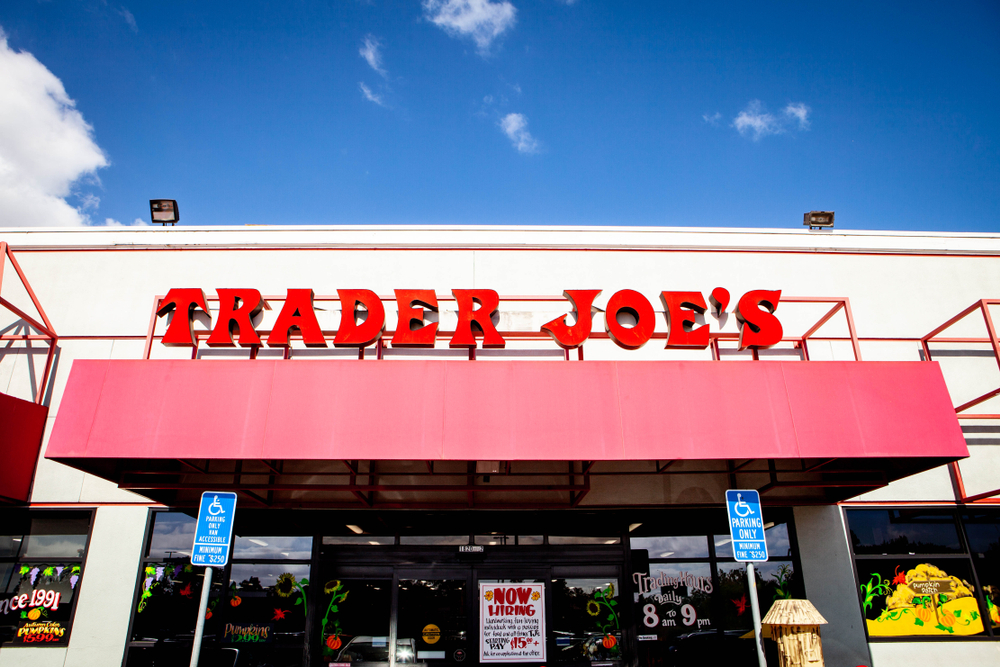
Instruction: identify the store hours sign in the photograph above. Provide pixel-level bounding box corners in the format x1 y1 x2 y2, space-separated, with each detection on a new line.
479 583 546 663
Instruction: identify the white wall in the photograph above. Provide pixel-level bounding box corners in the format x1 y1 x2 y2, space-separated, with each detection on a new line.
2 225 999 664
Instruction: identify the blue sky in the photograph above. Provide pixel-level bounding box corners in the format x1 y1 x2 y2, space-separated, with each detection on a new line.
0 0 998 231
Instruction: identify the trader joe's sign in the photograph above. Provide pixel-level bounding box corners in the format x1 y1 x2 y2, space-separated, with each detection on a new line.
480 583 546 663
156 287 783 351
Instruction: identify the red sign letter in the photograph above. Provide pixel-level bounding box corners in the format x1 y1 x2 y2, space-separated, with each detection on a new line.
540 290 601 349
661 291 709 349
206 289 265 347
450 289 505 349
605 289 655 350
736 290 782 350
267 289 326 347
335 289 385 348
156 288 210 346
392 289 439 348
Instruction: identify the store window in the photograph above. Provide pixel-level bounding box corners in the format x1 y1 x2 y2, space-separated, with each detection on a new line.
126 511 312 667
963 509 1000 629
0 510 91 647
550 575 623 665
846 508 994 639
629 515 798 667
318 578 392 663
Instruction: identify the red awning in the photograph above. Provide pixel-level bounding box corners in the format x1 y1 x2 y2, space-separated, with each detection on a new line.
1 391 49 504
45 359 967 507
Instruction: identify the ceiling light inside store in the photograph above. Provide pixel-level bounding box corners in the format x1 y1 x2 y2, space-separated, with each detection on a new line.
604 539 617 544
628 523 642 532
248 539 268 547
347 524 364 534
658 551 674 558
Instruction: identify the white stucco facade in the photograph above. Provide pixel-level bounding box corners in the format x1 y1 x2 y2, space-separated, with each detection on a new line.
1 224 998 667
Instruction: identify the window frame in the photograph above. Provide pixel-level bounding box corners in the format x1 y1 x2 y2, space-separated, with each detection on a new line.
844 506 997 643
0 508 95 648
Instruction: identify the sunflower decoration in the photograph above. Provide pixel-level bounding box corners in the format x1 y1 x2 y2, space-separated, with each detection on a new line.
586 600 601 617
324 580 342 595
276 573 297 598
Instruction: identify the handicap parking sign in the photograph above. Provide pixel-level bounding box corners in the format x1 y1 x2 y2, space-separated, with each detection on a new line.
191 492 237 566
725 489 768 562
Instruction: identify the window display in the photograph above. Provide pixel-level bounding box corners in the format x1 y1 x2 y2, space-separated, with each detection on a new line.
846 508 998 640
0 511 91 647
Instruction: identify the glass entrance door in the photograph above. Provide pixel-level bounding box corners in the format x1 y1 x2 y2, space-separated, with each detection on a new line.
397 568 471 667
318 565 623 667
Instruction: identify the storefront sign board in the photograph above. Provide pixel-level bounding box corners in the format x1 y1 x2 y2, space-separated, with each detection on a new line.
479 583 546 662
725 490 768 562
191 492 237 566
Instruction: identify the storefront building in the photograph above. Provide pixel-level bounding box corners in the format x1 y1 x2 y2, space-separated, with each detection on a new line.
0 225 998 667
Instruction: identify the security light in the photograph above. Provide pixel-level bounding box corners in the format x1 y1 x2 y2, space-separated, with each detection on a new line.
150 199 179 225
803 211 834 229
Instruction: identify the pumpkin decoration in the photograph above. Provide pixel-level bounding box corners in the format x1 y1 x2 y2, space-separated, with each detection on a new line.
327 635 342 650
27 608 41 621
602 635 616 649
230 596 242 607
914 606 933 624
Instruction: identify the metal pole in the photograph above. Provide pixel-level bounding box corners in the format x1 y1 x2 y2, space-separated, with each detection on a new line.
189 566 213 667
747 563 767 667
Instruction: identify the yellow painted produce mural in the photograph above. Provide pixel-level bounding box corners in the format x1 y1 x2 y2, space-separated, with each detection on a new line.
859 563 985 636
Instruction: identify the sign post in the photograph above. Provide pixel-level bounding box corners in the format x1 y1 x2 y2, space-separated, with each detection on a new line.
726 489 768 667
189 492 237 667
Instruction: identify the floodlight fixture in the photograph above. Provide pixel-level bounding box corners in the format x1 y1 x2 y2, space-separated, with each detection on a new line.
803 211 834 229
150 199 179 226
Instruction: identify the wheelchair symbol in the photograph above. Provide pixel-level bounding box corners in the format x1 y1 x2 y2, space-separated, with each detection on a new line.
207 495 225 516
733 493 753 517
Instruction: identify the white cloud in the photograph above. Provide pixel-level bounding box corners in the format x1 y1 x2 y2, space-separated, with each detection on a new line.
423 0 517 54
0 29 108 227
732 100 782 141
359 35 386 78
359 82 386 107
119 8 138 33
702 112 721 125
499 113 538 153
784 102 810 129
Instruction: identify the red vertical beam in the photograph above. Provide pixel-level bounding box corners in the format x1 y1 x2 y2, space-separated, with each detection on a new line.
35 342 56 405
0 242 7 295
981 300 1000 375
143 296 162 360
949 461 968 502
843 298 862 361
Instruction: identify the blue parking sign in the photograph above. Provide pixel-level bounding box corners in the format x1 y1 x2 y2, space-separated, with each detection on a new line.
725 490 768 562
191 492 237 566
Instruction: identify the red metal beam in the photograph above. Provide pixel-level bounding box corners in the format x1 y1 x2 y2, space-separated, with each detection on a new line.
954 387 1000 414
4 246 55 334
0 297 56 340
118 481 591 492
